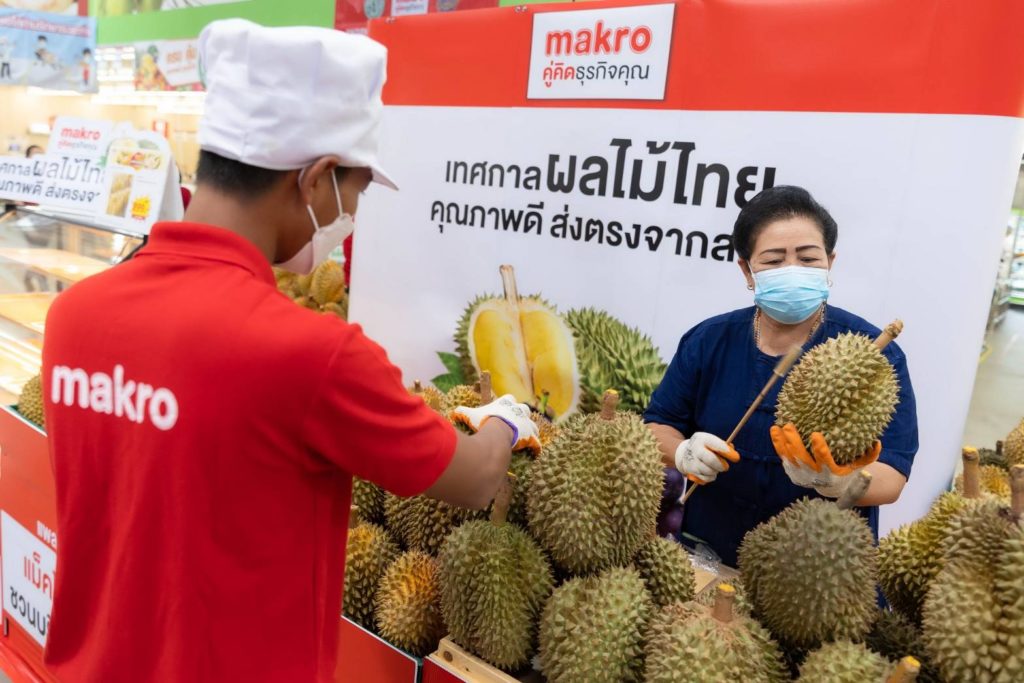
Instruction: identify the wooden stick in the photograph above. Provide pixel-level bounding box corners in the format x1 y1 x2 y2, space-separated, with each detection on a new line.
600 390 620 421
682 346 803 505
711 584 736 624
479 371 493 404
412 380 423 393
873 319 904 351
885 657 920 683
1011 465 1024 522
997 440 1004 456
490 473 515 527
837 470 872 510
962 447 981 499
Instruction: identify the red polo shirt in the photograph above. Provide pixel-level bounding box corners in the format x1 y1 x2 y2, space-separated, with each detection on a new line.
41 222 456 682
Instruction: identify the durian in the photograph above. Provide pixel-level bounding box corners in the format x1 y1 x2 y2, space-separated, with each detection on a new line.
955 464 1010 501
343 522 400 629
564 307 666 414
384 493 483 556
797 640 894 682
633 536 695 609
445 384 482 410
921 466 1024 683
644 584 789 683
456 266 580 419
738 472 877 650
538 567 651 683
866 610 939 683
310 259 346 307
17 374 45 428
506 451 533 528
879 450 984 623
352 478 386 525
374 551 445 657
776 327 900 464
528 391 662 574
274 261 348 318
438 475 554 671
1003 418 1024 466
409 380 447 412
979 441 1008 470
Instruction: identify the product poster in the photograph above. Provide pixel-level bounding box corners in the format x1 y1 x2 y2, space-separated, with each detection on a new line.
95 124 176 231
0 9 96 92
133 38 201 91
356 0 1024 535
92 0 249 16
1 512 56 647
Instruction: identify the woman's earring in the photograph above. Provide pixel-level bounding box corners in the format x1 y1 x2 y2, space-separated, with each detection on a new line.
828 278 834 287
747 284 754 291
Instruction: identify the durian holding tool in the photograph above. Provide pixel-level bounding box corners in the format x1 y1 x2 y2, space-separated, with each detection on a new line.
681 344 804 505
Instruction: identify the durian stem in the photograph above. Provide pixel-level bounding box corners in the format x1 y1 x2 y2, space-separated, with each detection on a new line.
873 319 904 351
413 380 423 393
490 473 516 527
885 657 920 683
997 440 1004 456
479 371 493 404
349 505 361 529
1011 465 1024 522
837 470 872 510
711 584 736 624
600 390 620 420
962 447 981 499
500 264 519 306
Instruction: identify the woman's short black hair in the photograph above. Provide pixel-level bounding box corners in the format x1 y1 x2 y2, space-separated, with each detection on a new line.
196 150 288 199
732 185 838 260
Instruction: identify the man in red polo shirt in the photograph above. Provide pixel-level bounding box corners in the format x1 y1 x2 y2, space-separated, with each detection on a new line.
40 20 538 683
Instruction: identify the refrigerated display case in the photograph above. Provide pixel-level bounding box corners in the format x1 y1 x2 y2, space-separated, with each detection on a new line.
0 207 145 405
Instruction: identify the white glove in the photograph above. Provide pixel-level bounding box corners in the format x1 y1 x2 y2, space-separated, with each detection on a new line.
781 458 855 498
674 432 740 484
451 395 541 455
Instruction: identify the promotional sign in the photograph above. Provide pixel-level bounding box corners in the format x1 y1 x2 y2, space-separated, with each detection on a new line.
1 512 56 647
92 0 249 16
0 8 96 92
357 0 1024 534
133 38 201 91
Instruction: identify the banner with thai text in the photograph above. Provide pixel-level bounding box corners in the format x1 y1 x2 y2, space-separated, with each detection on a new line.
0 8 96 92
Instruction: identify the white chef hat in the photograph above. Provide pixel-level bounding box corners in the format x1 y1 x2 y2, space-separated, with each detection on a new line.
197 19 397 189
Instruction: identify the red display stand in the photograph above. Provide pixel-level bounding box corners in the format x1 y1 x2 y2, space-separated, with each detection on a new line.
335 617 420 682
0 408 59 683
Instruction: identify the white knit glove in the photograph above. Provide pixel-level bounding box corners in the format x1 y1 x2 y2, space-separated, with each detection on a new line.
780 458 856 498
451 395 541 455
674 432 740 484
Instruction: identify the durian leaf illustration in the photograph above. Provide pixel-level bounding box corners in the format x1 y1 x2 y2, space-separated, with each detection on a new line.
437 351 465 380
431 372 460 393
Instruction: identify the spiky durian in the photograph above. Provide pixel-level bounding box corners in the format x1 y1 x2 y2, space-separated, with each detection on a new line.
322 299 347 320
384 493 483 556
776 332 899 464
528 392 662 574
445 384 482 410
352 478 386 525
343 523 400 629
506 451 533 528
310 259 346 306
17 374 45 428
408 380 447 412
438 477 554 671
955 465 1011 501
738 475 877 650
866 610 940 683
633 537 695 609
374 551 445 656
645 585 788 683
563 307 666 414
797 640 894 682
1003 419 1024 467
922 471 1024 683
538 567 651 683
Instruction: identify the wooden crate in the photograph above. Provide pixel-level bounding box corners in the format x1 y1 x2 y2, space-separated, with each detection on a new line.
424 638 543 683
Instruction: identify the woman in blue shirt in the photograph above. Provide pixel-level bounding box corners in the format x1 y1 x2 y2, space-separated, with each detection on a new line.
644 185 918 568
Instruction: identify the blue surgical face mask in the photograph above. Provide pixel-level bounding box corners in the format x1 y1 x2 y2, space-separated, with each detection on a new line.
753 265 829 324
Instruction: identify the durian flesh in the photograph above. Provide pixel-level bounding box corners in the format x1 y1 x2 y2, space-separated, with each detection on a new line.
776 332 899 464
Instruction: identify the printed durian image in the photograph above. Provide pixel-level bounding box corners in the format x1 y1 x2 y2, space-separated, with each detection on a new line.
447 264 664 420
273 260 348 319
776 326 900 464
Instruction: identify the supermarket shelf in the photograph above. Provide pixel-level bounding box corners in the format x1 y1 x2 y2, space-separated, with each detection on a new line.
0 248 109 284
0 293 56 335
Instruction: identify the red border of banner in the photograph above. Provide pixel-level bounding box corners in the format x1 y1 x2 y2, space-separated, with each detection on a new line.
370 0 1024 117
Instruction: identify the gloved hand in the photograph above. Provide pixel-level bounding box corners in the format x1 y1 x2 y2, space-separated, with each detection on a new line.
674 432 741 484
451 395 541 456
770 423 881 498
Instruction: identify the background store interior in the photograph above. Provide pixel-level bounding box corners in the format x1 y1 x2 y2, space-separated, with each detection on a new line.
4 81 1024 460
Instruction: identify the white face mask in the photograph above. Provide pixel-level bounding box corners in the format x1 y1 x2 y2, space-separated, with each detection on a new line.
276 170 355 275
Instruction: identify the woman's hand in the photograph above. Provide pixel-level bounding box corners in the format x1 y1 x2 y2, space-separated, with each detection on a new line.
674 432 740 484
770 423 881 498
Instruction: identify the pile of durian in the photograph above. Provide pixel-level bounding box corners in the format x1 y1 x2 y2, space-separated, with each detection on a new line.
273 260 348 319
342 367 1024 682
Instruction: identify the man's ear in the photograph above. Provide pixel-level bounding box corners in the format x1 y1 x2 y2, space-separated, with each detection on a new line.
297 155 341 206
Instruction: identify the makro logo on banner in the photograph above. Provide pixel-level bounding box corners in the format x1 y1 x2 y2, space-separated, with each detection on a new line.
527 4 675 101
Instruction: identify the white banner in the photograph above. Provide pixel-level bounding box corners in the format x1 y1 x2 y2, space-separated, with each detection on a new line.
2 511 56 646
352 106 1024 534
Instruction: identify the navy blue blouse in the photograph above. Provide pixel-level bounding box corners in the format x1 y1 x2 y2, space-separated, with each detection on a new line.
643 305 919 568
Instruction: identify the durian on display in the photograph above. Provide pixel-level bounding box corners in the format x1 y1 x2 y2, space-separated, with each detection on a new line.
633 536 696 609
352 477 386 525
273 260 348 318
343 522 399 630
17 374 45 428
528 391 662 575
796 640 897 683
775 323 902 464
644 584 789 683
384 492 484 556
374 551 445 657
1003 418 1024 467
